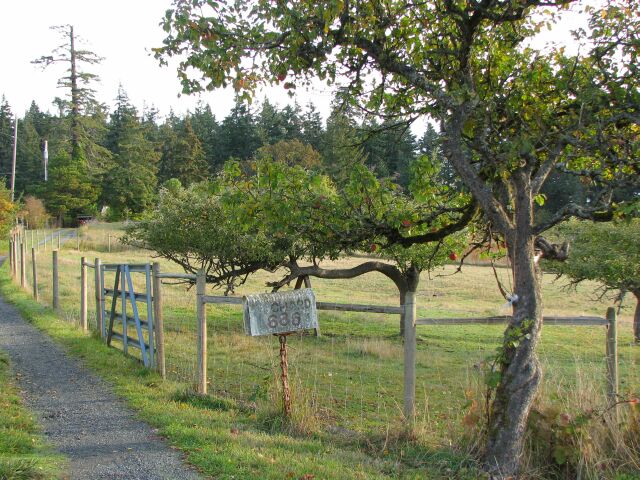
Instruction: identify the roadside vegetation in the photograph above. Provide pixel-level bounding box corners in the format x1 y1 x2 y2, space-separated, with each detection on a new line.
0 349 64 480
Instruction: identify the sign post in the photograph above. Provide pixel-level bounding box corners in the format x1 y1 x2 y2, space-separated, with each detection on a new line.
243 289 318 417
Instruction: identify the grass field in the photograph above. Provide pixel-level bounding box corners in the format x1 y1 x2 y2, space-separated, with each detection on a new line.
0 350 64 480
5 222 640 479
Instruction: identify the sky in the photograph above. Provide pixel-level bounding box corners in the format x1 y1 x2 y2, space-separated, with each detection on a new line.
1 1 591 126
0 0 335 121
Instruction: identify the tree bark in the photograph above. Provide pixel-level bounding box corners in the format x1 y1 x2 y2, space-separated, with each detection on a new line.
484 174 543 478
399 289 406 337
69 25 81 162
633 290 640 343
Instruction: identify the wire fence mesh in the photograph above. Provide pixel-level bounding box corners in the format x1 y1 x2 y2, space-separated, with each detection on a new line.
8 227 639 445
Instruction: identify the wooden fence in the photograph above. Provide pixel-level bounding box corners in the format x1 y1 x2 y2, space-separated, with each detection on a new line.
5 233 621 424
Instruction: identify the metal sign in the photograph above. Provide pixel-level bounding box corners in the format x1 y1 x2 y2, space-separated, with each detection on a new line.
243 288 318 336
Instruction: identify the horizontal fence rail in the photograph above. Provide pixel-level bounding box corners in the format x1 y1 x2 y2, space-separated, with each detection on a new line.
156 273 197 280
417 315 608 326
201 294 403 314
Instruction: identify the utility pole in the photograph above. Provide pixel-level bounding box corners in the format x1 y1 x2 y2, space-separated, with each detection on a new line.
43 139 48 181
10 115 17 201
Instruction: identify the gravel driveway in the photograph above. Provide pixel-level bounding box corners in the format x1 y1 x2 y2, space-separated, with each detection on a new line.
0 259 202 480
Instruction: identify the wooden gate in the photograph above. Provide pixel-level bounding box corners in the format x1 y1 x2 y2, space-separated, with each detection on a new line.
101 263 155 368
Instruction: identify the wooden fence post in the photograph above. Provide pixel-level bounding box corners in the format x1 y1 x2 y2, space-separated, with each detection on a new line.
57 232 61 250
403 290 417 423
80 257 87 332
94 258 103 337
8 240 13 276
20 241 26 288
152 262 166 379
31 248 38 301
52 250 59 310
108 234 111 253
11 237 16 278
76 228 80 251
606 307 618 416
197 268 207 395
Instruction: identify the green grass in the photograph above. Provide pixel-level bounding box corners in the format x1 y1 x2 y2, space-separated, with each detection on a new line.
0 261 483 479
0 350 64 480
5 223 640 478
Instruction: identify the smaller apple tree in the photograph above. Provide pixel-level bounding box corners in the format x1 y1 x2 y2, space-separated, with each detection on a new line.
547 220 640 342
126 157 474 335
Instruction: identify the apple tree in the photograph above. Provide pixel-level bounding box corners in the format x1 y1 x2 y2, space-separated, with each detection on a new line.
154 0 639 475
126 156 472 312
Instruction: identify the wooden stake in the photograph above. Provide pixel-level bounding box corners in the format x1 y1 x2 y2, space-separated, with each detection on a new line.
197 269 207 394
57 232 61 250
31 248 38 301
606 307 618 417
8 240 13 276
52 250 59 310
403 290 417 423
20 242 26 288
80 257 87 332
95 258 103 337
279 334 292 417
152 262 166 379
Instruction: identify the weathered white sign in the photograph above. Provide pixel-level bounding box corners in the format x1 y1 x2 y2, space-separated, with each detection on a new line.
243 288 318 336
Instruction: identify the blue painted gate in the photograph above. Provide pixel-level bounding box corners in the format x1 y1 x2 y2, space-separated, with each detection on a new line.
101 263 155 368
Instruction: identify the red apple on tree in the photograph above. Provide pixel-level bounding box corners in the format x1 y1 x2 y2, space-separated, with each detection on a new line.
401 219 412 227
449 252 458 261
277 73 287 82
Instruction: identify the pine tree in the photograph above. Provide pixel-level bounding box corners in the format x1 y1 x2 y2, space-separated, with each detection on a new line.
33 25 104 166
320 104 365 183
257 100 288 145
15 114 45 195
159 116 208 185
101 87 159 218
217 98 261 161
300 102 324 152
0 97 14 187
43 150 98 224
361 120 417 186
33 25 109 219
190 102 220 172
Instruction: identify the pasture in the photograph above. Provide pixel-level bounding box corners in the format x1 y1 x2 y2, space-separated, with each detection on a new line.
7 222 640 478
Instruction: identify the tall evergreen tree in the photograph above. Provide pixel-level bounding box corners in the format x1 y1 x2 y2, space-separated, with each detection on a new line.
15 113 45 196
102 87 159 218
217 98 260 161
300 102 324 152
44 150 98 224
159 116 208 185
0 97 14 187
190 102 220 172
33 25 104 166
417 124 459 189
257 100 288 145
320 104 365 183
361 119 417 185
281 103 303 140
33 25 109 219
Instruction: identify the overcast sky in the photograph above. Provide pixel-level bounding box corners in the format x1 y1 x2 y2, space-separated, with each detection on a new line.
1 0 336 121
1 1 589 126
